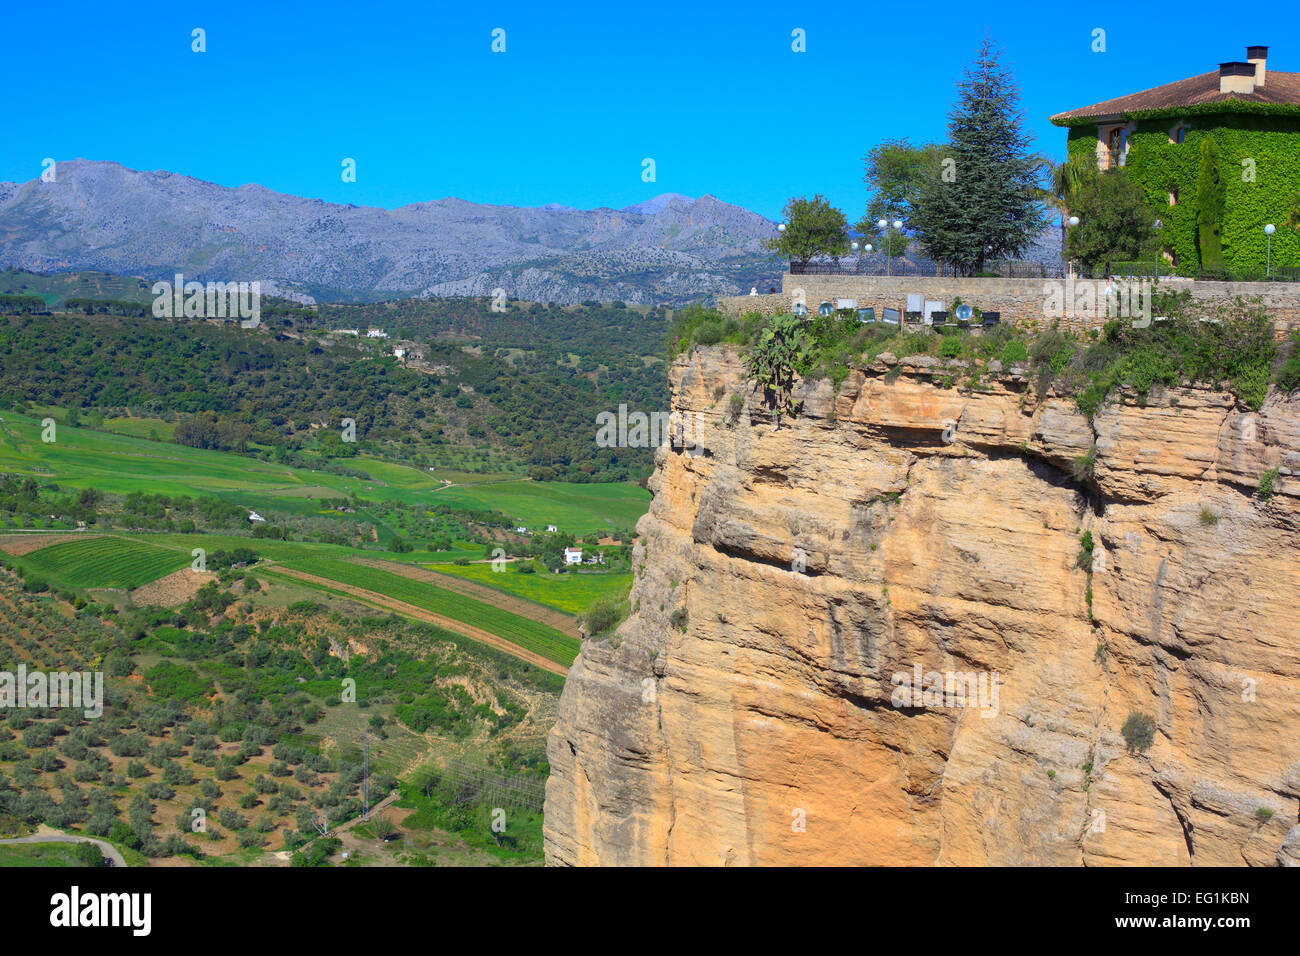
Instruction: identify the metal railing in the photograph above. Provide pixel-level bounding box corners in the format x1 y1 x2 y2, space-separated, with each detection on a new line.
789 258 1298 284
789 258 1064 279
1075 262 1300 282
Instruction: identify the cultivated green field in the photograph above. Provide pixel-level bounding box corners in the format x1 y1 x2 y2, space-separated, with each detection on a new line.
0 411 649 534
102 415 176 441
263 554 579 667
429 479 648 535
5 535 190 589
0 411 313 498
429 562 632 616
0 411 648 670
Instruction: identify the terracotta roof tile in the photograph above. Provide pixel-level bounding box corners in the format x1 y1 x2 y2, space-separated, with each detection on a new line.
1051 69 1300 124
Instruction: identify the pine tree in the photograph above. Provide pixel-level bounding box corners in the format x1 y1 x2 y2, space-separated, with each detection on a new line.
914 36 1046 275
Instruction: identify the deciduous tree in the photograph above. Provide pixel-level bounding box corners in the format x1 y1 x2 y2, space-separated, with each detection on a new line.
764 195 848 268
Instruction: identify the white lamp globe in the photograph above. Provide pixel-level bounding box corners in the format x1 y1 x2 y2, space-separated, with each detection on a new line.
893 219 902 230
1265 223 1276 235
877 218 888 230
1068 216 1080 227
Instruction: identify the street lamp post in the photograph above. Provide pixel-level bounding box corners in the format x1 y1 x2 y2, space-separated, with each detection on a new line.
1265 223 1276 279
1153 220 1163 278
878 218 902 276
863 243 873 276
850 240 859 274
1068 215 1080 277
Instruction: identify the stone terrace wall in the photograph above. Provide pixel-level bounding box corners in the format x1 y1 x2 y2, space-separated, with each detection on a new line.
717 274 1300 336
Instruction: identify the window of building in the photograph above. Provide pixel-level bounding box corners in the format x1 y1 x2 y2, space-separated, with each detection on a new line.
1106 127 1124 169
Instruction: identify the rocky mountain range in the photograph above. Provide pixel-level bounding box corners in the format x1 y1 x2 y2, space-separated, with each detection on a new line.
0 160 783 305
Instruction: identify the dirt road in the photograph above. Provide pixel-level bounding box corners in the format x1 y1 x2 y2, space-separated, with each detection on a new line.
351 558 580 638
267 566 569 676
0 825 128 867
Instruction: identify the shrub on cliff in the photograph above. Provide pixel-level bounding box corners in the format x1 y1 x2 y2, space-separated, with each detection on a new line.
1000 339 1029 366
1277 331 1300 393
726 391 745 425
745 313 809 420
1076 529 1095 569
582 595 629 640
1257 468 1278 501
667 305 744 358
1054 294 1277 414
1121 712 1156 753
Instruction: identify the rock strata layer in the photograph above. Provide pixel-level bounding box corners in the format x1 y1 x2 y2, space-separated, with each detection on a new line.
545 346 1300 866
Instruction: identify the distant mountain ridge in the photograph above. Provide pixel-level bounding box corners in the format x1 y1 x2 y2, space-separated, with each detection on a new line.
0 160 781 305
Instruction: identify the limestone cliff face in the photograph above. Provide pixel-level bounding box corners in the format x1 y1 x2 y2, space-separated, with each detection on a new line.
544 346 1300 866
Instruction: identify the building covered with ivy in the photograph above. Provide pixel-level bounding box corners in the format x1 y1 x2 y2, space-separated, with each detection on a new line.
1051 46 1300 275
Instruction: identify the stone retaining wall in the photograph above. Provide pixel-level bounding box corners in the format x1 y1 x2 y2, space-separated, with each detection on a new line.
717 274 1300 336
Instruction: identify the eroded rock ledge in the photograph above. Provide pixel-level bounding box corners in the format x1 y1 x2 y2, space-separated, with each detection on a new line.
544 346 1300 866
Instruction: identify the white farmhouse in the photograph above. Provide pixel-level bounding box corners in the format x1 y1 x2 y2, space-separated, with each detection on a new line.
563 547 583 566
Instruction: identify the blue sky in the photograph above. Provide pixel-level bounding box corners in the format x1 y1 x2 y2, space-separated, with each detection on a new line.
3 0 1295 220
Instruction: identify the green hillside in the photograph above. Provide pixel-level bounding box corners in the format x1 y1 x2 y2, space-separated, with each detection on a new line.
0 268 155 308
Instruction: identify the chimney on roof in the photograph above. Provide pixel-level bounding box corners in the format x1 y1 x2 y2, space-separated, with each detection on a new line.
1247 45 1268 87
1219 61 1256 95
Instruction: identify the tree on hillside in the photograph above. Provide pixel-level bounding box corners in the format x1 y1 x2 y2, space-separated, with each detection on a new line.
1064 168 1153 273
1196 136 1226 270
912 36 1046 274
857 140 944 256
764 195 849 268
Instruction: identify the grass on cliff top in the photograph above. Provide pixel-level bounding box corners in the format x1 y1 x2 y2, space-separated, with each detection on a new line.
674 290 1295 414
